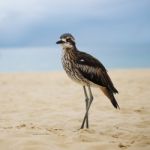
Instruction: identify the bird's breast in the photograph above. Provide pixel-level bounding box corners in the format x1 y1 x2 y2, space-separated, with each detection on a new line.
61 53 89 86
61 53 76 76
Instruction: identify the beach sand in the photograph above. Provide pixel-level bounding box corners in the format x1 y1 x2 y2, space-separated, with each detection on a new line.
0 69 150 150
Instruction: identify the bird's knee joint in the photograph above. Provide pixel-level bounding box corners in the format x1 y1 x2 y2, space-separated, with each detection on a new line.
90 96 93 101
85 98 89 102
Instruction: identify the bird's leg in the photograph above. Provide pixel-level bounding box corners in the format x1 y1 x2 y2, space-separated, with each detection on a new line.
80 86 93 129
83 86 89 128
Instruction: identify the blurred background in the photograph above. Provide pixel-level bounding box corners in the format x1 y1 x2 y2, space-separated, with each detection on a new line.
0 0 150 72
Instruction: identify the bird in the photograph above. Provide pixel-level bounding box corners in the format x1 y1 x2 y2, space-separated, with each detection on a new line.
56 33 119 129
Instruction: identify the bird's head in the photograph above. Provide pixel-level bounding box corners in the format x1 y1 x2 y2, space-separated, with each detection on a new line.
56 33 76 49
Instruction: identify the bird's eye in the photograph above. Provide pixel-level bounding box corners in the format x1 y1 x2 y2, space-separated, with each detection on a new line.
66 38 71 42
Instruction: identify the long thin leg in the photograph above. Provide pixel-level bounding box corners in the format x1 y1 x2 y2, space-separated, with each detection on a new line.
83 86 89 128
81 86 93 129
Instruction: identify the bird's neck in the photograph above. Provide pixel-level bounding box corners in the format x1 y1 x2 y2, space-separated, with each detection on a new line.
62 46 78 60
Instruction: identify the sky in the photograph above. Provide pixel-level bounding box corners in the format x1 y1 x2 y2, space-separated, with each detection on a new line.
0 0 150 49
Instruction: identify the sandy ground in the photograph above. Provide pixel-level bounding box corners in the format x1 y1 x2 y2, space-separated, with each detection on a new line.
0 69 150 150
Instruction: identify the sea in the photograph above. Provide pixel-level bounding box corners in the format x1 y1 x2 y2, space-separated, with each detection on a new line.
0 47 149 72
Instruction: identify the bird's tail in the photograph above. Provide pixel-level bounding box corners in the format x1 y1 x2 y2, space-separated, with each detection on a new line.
100 87 120 109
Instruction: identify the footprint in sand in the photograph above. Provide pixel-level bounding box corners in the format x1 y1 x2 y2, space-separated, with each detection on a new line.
16 123 41 130
16 124 26 129
46 128 65 136
118 143 129 149
2 126 13 129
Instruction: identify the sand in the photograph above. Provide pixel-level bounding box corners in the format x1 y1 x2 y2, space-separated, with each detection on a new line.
0 69 150 150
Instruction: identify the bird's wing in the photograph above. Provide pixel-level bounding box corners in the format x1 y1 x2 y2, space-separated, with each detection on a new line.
76 51 118 93
76 51 107 71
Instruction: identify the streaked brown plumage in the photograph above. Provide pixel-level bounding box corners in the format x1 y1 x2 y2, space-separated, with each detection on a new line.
56 33 119 129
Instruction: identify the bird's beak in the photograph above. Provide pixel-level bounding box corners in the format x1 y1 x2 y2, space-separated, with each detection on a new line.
56 40 64 44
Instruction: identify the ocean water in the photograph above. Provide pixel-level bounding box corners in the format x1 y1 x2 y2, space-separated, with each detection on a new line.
0 47 149 72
